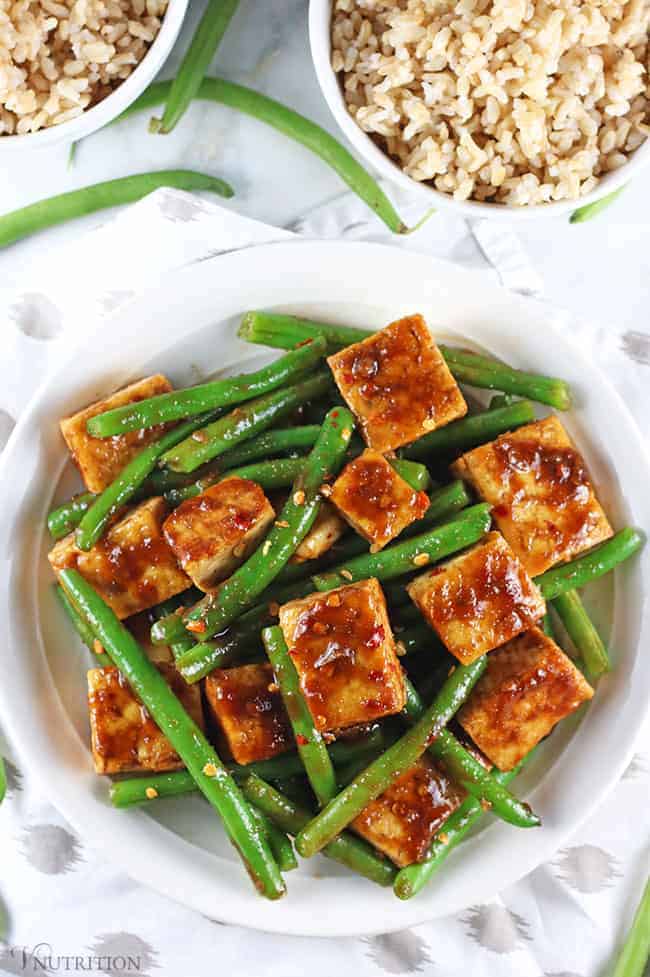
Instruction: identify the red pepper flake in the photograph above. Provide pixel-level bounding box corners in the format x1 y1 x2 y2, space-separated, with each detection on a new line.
186 619 207 634
480 798 492 811
366 626 385 649
296 734 309 746
332 410 339 418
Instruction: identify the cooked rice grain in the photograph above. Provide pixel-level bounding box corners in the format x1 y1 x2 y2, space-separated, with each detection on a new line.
0 0 167 135
332 0 650 205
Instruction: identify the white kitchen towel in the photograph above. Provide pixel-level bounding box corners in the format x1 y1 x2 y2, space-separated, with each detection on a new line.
0 191 648 977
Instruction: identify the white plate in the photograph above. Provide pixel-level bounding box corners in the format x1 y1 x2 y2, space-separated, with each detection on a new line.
0 241 648 938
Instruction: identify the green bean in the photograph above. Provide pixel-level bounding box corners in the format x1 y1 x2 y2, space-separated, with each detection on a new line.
536 529 645 600
0 171 233 250
240 312 571 408
570 186 626 224
312 503 492 590
250 807 298 873
403 401 536 460
87 339 326 437
542 611 555 638
48 491 96 540
241 774 397 887
552 590 610 677
160 372 331 474
394 750 537 899
295 658 486 857
215 426 321 468
402 678 540 828
389 458 432 491
489 394 519 409
75 409 223 551
0 755 5 805
107 78 416 234
151 0 240 135
59 568 285 900
54 583 111 664
611 875 650 977
164 457 307 507
183 408 355 641
150 592 199 661
263 626 337 807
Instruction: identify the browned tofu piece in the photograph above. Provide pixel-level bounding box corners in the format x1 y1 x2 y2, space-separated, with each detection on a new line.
331 449 430 551
278 578 405 732
451 416 613 577
60 375 174 493
204 663 293 765
49 497 190 619
351 756 465 866
327 315 467 452
407 531 546 665
291 502 348 563
162 476 274 592
458 627 594 770
87 663 203 774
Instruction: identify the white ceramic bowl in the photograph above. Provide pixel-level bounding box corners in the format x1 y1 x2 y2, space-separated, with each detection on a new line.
0 0 188 153
0 240 648 936
309 0 650 221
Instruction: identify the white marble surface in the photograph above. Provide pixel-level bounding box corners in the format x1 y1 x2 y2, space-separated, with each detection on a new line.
1 0 650 333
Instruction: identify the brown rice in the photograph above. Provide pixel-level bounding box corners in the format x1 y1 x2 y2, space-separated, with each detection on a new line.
0 0 168 136
331 0 650 205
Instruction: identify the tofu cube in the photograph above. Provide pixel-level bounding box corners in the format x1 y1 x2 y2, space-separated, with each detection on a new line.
49 497 190 619
204 663 293 765
292 502 348 563
162 476 275 592
351 756 465 866
327 315 467 452
452 416 613 576
458 626 594 770
60 375 174 493
331 449 430 551
87 663 203 774
407 531 546 664
278 578 405 732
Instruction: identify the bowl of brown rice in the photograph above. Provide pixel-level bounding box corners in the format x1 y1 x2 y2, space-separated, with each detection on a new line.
310 0 650 217
0 0 188 148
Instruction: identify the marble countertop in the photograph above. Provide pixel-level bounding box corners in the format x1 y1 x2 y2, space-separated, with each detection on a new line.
1 0 650 335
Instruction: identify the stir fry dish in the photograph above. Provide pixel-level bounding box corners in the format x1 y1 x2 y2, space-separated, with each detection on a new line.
47 311 645 901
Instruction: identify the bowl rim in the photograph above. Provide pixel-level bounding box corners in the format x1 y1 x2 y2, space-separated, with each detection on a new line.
0 0 188 152
308 0 650 221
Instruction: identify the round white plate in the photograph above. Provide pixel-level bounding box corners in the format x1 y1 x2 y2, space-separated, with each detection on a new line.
0 241 648 938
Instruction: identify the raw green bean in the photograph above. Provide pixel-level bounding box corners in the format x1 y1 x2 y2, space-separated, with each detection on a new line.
389 458 432 491
48 491 96 539
611 875 650 977
0 171 233 250
394 750 537 899
58 568 285 900
403 401 536 460
402 677 540 828
54 584 111 665
239 312 571 410
312 503 492 590
295 658 486 857
183 408 355 640
109 78 415 234
536 529 645 599
151 0 240 135
160 372 331 474
75 408 223 551
250 807 298 872
263 626 337 807
241 774 397 887
570 186 626 224
552 590 610 677
87 339 326 436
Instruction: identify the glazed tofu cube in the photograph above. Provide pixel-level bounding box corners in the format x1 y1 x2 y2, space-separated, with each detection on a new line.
458 626 594 770
49 497 190 619
407 531 546 664
291 502 348 563
162 476 275 592
327 315 467 452
351 756 465 866
60 375 174 493
331 449 430 551
278 578 405 732
204 663 293 765
451 416 613 576
87 663 203 774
